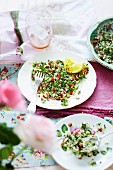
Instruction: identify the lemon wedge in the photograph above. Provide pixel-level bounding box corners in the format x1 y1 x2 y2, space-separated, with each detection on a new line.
64 58 75 69
64 58 85 73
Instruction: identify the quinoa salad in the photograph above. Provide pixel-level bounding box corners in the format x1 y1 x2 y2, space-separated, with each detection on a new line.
91 21 113 64
31 59 89 106
57 122 112 166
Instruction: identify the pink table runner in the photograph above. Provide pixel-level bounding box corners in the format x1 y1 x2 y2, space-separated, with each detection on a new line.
36 62 113 118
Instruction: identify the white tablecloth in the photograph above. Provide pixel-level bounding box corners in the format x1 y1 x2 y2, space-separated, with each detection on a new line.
1 0 113 63
0 0 97 62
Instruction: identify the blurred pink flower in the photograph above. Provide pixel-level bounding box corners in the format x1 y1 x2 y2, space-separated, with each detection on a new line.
14 114 57 153
0 80 26 111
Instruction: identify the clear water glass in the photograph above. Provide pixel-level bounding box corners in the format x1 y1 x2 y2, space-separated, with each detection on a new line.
25 10 52 49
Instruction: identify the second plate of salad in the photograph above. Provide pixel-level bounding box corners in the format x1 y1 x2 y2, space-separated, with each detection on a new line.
52 114 113 170
87 17 113 70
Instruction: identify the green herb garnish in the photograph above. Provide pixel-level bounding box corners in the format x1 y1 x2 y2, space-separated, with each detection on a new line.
57 130 62 137
107 147 112 152
100 150 107 155
62 124 68 133
62 146 67 151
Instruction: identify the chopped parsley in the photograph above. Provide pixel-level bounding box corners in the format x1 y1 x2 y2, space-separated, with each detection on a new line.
31 60 89 106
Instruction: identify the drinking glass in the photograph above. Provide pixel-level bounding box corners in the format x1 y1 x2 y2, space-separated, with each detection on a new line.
25 10 52 49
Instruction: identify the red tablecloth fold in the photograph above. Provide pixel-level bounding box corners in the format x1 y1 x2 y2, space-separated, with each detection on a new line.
36 62 113 118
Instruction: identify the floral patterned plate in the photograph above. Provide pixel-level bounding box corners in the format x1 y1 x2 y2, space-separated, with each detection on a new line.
87 17 113 70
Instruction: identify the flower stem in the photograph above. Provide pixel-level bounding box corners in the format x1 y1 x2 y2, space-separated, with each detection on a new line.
10 145 28 164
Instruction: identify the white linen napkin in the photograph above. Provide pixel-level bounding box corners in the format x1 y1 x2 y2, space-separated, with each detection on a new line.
0 0 97 63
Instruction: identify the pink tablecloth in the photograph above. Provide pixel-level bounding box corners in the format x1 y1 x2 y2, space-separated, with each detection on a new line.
36 62 113 118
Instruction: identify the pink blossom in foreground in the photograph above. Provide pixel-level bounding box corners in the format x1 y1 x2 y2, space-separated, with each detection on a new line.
0 80 26 111
14 114 57 154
